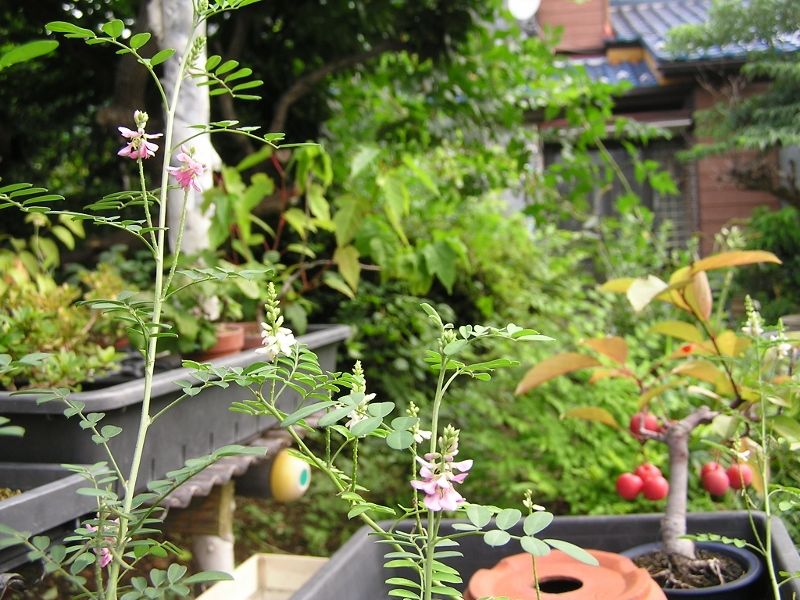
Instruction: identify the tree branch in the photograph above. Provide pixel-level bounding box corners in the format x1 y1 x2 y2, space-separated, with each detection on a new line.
268 39 408 133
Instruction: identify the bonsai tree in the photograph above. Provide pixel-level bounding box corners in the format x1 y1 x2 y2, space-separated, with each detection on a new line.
516 250 791 588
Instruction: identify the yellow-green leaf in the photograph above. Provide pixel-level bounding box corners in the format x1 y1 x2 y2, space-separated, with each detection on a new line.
672 360 733 396
334 245 360 292
599 277 635 294
685 271 712 321
649 321 704 343
516 353 601 395
562 407 619 429
691 250 781 273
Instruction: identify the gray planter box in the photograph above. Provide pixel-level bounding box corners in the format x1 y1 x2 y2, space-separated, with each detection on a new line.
0 463 98 571
0 325 349 491
292 512 800 600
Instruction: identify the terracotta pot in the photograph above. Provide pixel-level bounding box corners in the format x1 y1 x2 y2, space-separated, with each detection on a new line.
621 542 764 600
240 321 264 350
465 550 665 600
191 323 245 361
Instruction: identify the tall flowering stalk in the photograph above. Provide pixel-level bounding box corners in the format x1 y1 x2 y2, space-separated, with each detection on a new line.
221 299 596 600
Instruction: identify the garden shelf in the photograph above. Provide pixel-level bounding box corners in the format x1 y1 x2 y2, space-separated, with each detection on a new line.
0 325 349 493
0 463 97 571
291 512 800 600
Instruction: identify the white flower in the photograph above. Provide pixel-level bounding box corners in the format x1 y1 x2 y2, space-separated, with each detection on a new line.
741 323 764 337
413 428 432 444
345 392 375 430
255 324 296 361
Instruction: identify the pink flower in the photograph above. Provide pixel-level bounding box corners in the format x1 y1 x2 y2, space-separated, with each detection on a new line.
168 145 205 192
85 523 113 568
410 429 473 512
117 110 162 160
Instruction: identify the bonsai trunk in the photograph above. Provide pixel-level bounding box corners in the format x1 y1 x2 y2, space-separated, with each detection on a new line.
661 405 718 558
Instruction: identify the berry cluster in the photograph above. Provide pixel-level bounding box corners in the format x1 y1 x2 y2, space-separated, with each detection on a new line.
616 463 669 501
700 461 753 496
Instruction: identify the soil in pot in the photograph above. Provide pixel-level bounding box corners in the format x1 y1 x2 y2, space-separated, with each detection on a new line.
624 542 764 599
634 547 744 590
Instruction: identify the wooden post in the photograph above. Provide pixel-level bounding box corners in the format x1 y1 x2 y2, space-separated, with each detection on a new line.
165 481 236 574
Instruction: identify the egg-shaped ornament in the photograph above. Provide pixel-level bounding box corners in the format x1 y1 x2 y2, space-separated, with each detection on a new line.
270 449 311 502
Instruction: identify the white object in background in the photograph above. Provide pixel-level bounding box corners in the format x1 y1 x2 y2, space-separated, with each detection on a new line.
508 0 542 20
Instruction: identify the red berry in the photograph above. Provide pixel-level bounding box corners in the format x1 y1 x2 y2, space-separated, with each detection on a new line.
726 464 753 489
616 473 644 500
642 475 669 500
634 463 662 481
701 461 722 477
702 468 730 496
629 413 660 439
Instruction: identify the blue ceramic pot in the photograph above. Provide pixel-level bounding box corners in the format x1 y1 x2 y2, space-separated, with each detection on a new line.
621 541 764 600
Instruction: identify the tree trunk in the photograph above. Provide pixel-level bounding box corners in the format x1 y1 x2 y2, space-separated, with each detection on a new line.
149 0 221 254
661 405 718 558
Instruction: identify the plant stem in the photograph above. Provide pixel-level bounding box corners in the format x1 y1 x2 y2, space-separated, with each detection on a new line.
423 353 448 600
105 19 198 600
755 335 781 600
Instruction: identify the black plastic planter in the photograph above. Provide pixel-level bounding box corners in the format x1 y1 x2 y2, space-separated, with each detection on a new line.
0 463 98 571
291 512 800 600
622 541 764 600
0 325 349 492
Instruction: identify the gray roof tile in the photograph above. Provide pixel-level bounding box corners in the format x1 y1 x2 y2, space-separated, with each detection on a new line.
609 0 800 62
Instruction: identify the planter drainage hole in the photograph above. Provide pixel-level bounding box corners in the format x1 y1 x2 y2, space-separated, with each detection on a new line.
538 577 583 594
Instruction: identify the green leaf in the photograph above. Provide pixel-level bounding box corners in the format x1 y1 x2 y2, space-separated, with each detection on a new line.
322 271 355 299
386 430 414 450
483 530 511 547
443 339 468 356
387 589 418 599
282 401 337 427
215 59 239 76
521 536 550 556
334 245 360 292
102 19 124 38
45 21 95 39
70 552 96 575
0 40 59 71
206 55 222 71
423 241 458 293
350 146 380 179
523 511 553 536
466 505 492 528
366 402 394 418
150 48 175 67
129 32 151 50
318 405 355 427
544 539 599 566
100 425 122 440
495 508 522 530
350 416 382 437
391 417 417 430
772 415 800 444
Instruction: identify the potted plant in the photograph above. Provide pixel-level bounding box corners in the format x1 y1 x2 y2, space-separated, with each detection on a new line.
515 250 800 597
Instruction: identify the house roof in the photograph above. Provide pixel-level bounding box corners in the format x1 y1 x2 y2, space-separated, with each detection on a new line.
609 0 800 63
575 56 659 88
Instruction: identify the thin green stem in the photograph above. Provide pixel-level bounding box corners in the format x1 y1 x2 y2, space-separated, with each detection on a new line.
161 189 191 299
138 159 158 248
755 336 781 600
106 17 199 600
